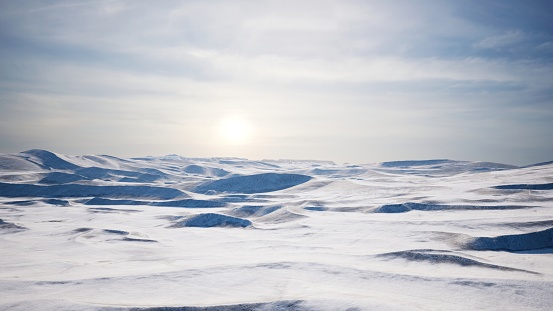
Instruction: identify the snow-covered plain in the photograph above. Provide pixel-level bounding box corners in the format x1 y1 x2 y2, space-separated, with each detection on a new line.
1 149 552 310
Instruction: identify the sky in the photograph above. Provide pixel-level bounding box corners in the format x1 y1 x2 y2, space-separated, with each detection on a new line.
1 0 552 165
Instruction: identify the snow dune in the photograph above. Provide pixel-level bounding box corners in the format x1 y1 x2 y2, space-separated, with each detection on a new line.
0 182 186 199
465 227 553 252
0 150 552 310
119 300 307 310
9 198 70 206
373 202 530 213
230 205 283 217
377 249 536 273
75 166 166 183
171 213 252 228
193 172 312 194
380 159 452 167
376 159 519 176
0 218 27 233
76 228 158 243
184 164 229 177
0 154 43 171
85 197 226 208
19 149 81 170
38 172 90 184
494 183 553 190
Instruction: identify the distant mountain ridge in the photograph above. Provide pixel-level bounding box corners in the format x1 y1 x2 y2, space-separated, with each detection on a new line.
3 149 548 171
0 149 553 193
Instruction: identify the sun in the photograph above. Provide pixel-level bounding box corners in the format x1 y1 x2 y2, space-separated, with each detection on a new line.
218 116 252 145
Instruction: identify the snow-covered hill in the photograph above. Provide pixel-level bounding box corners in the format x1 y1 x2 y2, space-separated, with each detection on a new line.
1 150 552 310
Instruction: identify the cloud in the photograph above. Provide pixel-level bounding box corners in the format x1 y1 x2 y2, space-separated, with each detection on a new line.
536 41 553 51
0 0 552 164
475 30 527 49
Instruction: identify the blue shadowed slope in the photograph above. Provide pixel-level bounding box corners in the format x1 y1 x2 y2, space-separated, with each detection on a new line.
193 173 312 194
0 182 186 200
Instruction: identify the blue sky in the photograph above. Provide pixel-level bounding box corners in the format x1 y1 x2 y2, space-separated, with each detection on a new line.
1 0 552 165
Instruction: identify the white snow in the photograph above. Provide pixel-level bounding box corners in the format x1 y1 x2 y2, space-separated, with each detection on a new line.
0 150 552 310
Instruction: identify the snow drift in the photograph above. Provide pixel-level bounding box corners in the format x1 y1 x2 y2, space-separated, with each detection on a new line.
465 228 553 252
85 197 226 208
171 213 252 228
0 218 27 233
373 202 528 213
20 149 81 170
378 249 534 273
0 182 186 199
193 173 312 194
494 183 553 190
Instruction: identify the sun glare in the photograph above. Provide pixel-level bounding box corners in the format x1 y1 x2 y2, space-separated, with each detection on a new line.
218 116 252 145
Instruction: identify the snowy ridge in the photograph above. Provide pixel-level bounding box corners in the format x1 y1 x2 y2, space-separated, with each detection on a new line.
494 183 553 190
0 150 552 310
465 227 553 252
374 202 530 213
171 213 252 228
193 173 312 194
377 249 537 273
0 182 186 200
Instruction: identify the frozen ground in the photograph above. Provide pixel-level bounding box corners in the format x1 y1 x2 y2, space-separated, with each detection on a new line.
0 149 552 310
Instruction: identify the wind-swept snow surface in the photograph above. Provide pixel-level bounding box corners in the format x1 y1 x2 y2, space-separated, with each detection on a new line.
0 150 552 310
193 173 312 194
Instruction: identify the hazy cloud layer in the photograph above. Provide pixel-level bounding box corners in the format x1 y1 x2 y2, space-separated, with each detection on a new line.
1 0 552 164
